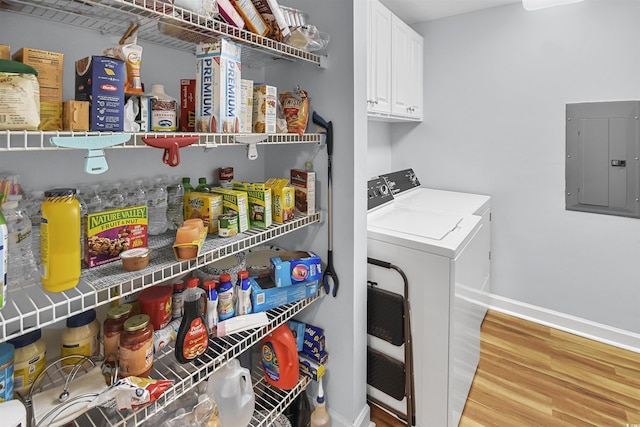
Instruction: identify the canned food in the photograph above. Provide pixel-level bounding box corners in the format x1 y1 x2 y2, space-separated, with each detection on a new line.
218 213 239 237
218 167 233 189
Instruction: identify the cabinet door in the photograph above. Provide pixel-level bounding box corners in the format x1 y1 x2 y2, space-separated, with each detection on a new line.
368 0 392 115
391 14 412 117
406 27 423 120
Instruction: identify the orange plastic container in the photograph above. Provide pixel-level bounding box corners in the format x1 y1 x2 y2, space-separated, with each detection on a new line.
260 324 299 390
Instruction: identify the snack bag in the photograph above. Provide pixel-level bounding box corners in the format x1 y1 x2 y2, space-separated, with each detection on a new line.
88 376 173 410
279 88 309 135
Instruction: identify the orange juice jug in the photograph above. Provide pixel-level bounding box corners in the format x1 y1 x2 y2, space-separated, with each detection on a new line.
260 324 299 389
40 188 81 292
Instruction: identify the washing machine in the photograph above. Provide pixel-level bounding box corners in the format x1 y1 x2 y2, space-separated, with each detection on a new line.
367 170 491 427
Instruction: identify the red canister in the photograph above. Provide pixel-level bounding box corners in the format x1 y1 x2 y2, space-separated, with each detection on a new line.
138 286 173 331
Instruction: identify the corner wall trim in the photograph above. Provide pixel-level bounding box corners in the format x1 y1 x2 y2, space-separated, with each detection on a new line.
487 294 640 354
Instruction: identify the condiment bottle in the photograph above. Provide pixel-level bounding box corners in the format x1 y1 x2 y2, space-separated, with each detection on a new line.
182 177 195 194
103 304 133 363
118 314 154 377
175 281 209 364
203 280 218 335
8 329 46 397
172 280 185 319
218 273 235 321
195 177 210 193
184 276 206 316
40 188 81 293
310 378 330 427
235 270 252 315
149 84 178 132
61 309 100 367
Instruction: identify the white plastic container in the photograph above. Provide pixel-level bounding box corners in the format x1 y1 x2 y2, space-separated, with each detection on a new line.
206 358 255 427
148 84 177 131
0 400 27 426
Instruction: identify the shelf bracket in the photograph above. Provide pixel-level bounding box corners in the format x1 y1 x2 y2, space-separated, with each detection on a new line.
235 134 267 160
50 134 131 174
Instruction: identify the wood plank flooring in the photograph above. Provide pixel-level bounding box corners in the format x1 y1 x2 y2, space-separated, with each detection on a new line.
369 310 640 427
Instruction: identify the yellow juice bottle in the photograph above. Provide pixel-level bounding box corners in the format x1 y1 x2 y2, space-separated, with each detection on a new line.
40 188 81 292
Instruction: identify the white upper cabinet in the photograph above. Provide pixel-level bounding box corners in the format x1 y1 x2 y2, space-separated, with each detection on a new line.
368 0 423 122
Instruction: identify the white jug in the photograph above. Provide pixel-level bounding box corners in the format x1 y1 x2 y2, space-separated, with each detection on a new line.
206 358 255 427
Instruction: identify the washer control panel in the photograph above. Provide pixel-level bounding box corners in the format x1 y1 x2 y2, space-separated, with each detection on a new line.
379 168 421 196
367 177 394 210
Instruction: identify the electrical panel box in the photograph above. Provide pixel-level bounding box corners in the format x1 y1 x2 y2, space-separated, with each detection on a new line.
566 101 640 218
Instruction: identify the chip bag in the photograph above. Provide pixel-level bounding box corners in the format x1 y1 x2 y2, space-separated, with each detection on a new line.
88 376 173 410
279 88 309 135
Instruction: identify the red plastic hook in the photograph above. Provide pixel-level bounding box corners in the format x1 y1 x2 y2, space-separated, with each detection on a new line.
142 136 199 166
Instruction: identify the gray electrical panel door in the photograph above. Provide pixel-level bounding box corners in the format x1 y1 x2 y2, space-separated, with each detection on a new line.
566 101 640 218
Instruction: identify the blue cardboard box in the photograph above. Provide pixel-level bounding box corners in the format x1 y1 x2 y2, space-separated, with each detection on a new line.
270 251 322 287
287 320 306 351
75 56 125 131
250 276 319 312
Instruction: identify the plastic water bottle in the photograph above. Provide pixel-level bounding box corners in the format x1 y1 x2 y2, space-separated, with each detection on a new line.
195 177 210 193
166 175 184 230
2 199 39 288
75 188 88 262
218 273 235 321
182 177 195 194
22 190 44 264
235 270 252 315
146 177 168 235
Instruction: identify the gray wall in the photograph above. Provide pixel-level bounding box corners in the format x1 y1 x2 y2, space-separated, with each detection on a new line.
375 0 640 336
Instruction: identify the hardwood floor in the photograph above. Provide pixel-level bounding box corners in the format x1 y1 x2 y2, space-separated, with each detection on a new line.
369 310 640 427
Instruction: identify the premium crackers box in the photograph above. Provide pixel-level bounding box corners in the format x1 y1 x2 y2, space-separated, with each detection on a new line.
183 192 224 234
195 40 242 133
240 79 253 133
85 205 148 268
210 187 250 233
231 181 272 228
290 169 315 215
75 56 125 131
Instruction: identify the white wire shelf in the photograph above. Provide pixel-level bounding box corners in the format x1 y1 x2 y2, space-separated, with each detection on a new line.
35 296 318 427
0 131 323 151
1 0 327 68
0 212 321 343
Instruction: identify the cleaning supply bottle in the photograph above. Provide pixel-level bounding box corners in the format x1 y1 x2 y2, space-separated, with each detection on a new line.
175 279 209 364
260 324 299 389
206 358 255 427
217 273 235 321
235 270 252 315
311 379 330 427
40 188 81 292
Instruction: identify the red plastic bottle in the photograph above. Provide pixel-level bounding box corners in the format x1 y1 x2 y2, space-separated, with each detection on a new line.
260 324 299 390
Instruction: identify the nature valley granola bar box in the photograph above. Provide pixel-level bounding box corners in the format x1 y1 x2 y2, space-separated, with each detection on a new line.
232 181 272 228
85 205 147 268
183 192 224 234
210 187 250 233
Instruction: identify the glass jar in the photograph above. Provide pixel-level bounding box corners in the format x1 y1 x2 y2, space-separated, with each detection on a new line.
8 329 46 397
103 304 133 363
118 314 154 378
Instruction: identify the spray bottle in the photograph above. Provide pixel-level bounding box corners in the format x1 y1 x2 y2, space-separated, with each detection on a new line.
310 378 330 427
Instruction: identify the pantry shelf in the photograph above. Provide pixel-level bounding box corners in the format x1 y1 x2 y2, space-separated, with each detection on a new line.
0 131 322 151
1 0 327 67
37 296 317 427
0 212 321 343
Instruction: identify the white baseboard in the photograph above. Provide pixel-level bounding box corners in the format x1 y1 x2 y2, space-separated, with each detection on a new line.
330 403 371 427
488 294 640 354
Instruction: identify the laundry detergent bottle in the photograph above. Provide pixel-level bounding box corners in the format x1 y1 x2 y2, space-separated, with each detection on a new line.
260 324 299 389
206 358 255 427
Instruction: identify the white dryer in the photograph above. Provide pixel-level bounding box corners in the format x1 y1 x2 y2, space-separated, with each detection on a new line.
367 170 491 427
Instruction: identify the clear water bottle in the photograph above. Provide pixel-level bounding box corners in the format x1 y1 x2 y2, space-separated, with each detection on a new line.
21 190 44 264
75 188 88 262
107 182 126 209
123 179 146 207
1 199 39 288
166 175 184 230
85 185 103 214
146 177 168 235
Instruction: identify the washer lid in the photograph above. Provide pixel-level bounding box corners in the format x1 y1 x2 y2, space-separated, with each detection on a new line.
367 204 462 241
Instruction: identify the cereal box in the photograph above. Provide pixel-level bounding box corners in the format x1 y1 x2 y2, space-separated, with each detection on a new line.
183 192 224 234
210 188 250 233
265 178 295 223
63 101 89 131
240 79 253 133
290 169 315 215
195 40 242 133
231 181 272 228
252 84 276 133
0 45 9 60
85 205 148 268
75 56 126 131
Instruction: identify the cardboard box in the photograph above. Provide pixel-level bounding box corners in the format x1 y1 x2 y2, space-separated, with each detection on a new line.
252 84 276 133
291 169 316 215
298 352 326 381
75 56 125 131
249 0 291 40
265 178 295 223
85 205 148 268
0 45 9 60
63 100 89 131
231 181 272 228
233 0 269 36
302 348 328 364
195 40 242 133
250 276 319 313
270 250 322 287
210 187 250 233
12 47 63 94
240 79 253 133
217 0 246 28
183 192 224 234
180 79 196 132
287 320 305 351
